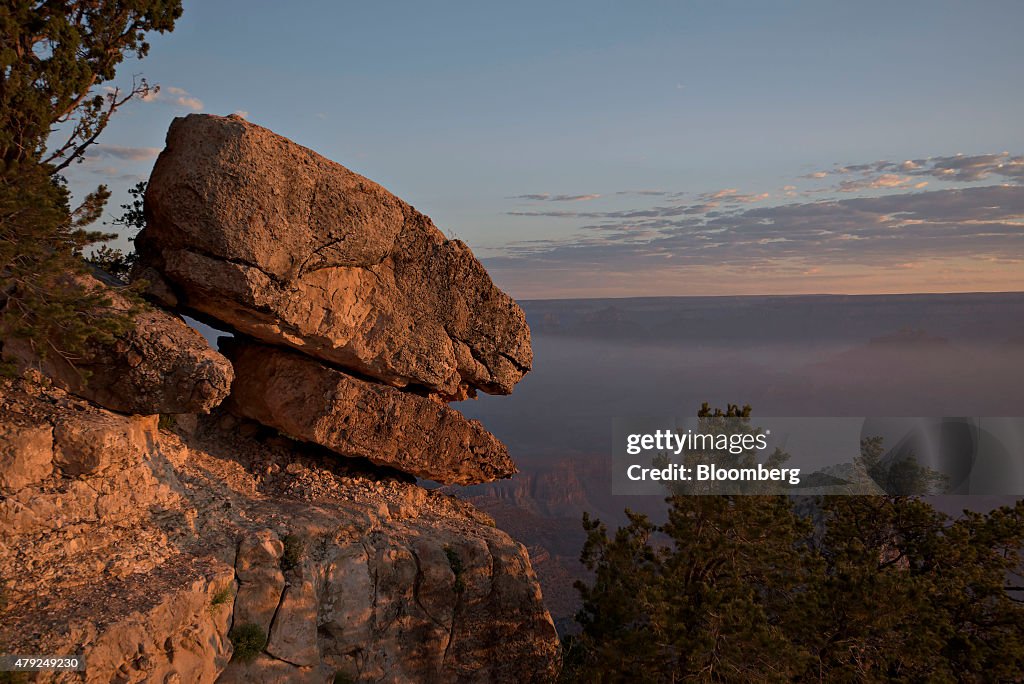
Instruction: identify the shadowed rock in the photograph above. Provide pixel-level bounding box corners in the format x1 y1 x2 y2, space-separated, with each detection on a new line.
224 341 516 485
138 113 531 400
2 273 233 415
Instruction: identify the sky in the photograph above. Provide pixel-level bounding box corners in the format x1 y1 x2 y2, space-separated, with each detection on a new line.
64 1 1024 298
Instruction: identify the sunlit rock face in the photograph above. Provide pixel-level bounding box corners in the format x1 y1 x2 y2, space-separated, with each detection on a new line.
223 340 516 485
0 378 560 683
0 114 556 682
138 113 531 400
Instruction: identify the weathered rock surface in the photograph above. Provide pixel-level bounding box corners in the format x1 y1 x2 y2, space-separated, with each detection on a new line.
2 273 233 415
137 113 531 399
224 341 516 485
233 529 285 637
0 376 560 683
0 420 53 493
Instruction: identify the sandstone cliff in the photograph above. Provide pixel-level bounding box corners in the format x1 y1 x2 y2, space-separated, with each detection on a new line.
0 376 558 683
0 114 558 682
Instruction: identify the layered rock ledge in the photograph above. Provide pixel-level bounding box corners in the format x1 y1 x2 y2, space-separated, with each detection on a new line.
224 341 516 485
0 376 560 683
137 113 531 399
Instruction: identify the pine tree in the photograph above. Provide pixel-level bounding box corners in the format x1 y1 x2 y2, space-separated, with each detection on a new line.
0 2 182 369
564 407 1024 682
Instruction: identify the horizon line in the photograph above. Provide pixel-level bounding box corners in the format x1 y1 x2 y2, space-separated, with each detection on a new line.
519 289 1024 303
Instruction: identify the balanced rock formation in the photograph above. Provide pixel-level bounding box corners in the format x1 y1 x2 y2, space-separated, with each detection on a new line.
1 115 555 681
224 340 515 485
1 272 234 415
137 113 531 399
0 376 560 682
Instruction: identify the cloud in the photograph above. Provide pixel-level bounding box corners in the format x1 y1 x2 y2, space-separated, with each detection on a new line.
511 193 602 202
140 85 204 111
174 95 204 111
614 190 677 197
836 173 919 193
898 153 1024 182
491 152 1024 296
84 164 147 183
698 188 770 204
88 144 161 161
496 184 1024 276
805 153 1024 188
232 110 250 119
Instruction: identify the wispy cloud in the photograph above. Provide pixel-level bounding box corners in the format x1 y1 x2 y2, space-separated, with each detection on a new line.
615 190 678 197
141 85 204 111
492 152 1024 295
88 144 161 161
511 193 602 202
697 188 770 204
84 164 147 183
498 184 1024 270
836 174 929 193
807 153 1024 187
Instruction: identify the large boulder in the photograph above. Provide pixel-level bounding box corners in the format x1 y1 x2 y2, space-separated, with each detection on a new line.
224 341 516 485
1 273 233 415
137 114 531 400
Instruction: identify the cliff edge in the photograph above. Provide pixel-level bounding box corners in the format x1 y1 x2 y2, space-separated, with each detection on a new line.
0 114 559 683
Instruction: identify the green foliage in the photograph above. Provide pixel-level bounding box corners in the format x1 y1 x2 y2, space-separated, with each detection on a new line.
89 181 147 281
0 164 135 373
0 3 182 168
444 545 465 593
856 434 949 495
653 400 784 496
229 623 266 663
110 181 148 233
157 413 176 430
210 584 234 608
281 534 305 571
0 4 178 371
564 406 1024 683
87 244 136 282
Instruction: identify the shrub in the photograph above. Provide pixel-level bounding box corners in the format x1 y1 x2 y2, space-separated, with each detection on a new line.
210 585 234 608
229 623 266 663
281 534 305 571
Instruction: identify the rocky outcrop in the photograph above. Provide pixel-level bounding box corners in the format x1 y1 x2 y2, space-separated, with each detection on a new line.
0 376 560 683
1 116 554 681
137 113 531 399
224 341 515 485
1 273 233 415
